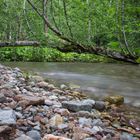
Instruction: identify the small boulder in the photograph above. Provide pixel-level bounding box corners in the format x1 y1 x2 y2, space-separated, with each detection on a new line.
104 95 124 105
15 95 45 108
62 101 92 112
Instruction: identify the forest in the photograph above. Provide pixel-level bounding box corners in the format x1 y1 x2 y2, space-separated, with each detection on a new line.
0 0 140 63
0 1 140 140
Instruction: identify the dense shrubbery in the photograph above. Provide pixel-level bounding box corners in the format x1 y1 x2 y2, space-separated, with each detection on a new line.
0 46 110 62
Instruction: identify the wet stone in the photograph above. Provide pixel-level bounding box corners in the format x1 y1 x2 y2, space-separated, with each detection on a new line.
104 95 124 105
0 109 16 125
62 101 92 112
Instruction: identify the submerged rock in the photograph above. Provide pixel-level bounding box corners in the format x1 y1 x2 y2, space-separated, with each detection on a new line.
62 101 92 112
0 109 16 125
104 95 124 105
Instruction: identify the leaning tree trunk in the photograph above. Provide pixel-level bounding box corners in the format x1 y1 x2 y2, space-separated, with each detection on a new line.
26 0 138 64
56 45 138 64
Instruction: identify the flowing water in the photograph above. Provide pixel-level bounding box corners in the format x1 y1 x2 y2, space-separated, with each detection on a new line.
2 62 140 108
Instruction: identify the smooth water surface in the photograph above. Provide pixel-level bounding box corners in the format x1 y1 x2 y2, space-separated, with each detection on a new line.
2 62 140 107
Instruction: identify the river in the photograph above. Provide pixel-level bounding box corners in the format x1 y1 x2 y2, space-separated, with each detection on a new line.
2 62 140 108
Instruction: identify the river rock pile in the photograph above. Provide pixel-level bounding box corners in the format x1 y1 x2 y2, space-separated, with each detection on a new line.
0 64 140 140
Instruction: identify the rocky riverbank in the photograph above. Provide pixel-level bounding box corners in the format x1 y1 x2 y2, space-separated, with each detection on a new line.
0 64 140 140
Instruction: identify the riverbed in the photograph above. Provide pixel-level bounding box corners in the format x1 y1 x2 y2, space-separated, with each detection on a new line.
2 62 140 107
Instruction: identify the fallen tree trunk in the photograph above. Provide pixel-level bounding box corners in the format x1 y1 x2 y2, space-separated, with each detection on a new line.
57 45 138 64
0 41 40 47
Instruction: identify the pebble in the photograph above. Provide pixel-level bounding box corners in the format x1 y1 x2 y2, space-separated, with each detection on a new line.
49 95 58 100
60 84 68 90
26 130 41 140
82 99 95 107
15 134 33 140
120 132 138 140
42 134 71 140
0 93 7 103
0 109 16 125
79 117 92 126
91 126 103 134
57 124 69 130
94 101 105 111
15 111 23 119
49 114 63 127
84 138 97 140
33 125 41 131
92 119 103 126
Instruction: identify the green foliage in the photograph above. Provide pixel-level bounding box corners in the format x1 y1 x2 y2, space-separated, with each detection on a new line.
0 0 139 62
0 46 105 63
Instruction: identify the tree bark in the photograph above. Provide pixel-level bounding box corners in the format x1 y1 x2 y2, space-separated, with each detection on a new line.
0 41 40 47
43 0 48 34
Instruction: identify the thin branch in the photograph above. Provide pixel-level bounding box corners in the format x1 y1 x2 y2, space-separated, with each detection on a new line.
23 0 35 37
50 0 60 31
121 0 135 57
62 0 73 38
